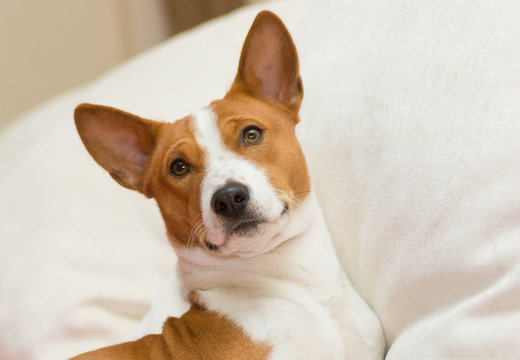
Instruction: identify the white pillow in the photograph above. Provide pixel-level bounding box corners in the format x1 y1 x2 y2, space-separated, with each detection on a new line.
297 0 520 358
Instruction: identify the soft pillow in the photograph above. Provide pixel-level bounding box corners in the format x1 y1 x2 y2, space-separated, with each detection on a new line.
0 1 307 359
297 0 520 358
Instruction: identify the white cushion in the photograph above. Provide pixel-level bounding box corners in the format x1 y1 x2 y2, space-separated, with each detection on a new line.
297 0 520 358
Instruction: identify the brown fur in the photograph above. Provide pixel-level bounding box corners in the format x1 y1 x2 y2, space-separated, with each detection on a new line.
143 116 206 248
71 300 271 360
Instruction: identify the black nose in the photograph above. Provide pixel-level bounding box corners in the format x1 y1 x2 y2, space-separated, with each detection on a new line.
211 182 249 218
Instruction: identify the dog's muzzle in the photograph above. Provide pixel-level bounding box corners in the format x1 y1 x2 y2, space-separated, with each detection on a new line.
211 182 265 237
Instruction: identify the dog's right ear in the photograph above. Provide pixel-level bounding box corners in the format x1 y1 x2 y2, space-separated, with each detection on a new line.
74 103 161 195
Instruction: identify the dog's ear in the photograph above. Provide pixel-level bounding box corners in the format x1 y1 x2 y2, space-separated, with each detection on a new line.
230 11 303 112
74 103 161 194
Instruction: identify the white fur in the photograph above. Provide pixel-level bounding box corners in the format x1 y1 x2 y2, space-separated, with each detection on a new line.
191 107 289 257
176 194 385 359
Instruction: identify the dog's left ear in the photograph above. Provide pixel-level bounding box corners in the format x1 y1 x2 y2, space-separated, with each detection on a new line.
230 11 303 112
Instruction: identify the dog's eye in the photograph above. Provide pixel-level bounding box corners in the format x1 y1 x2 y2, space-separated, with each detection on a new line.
242 126 263 145
169 159 190 177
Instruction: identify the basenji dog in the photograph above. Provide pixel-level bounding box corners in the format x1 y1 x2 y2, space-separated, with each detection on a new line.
72 11 385 360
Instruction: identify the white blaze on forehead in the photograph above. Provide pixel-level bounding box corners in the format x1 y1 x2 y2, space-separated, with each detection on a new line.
190 107 225 162
190 106 285 249
190 106 268 184
190 106 272 188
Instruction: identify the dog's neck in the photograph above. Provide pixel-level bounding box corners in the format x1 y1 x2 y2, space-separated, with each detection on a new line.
173 193 347 303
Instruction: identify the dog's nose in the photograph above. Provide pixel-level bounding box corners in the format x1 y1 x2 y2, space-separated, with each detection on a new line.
211 182 249 218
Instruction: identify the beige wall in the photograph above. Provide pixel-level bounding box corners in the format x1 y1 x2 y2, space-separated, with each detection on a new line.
0 0 259 128
0 0 175 128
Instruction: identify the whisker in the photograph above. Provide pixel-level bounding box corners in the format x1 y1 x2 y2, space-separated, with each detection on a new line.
274 189 296 207
198 229 208 247
190 214 203 227
190 225 207 248
188 226 204 248
187 217 205 248
293 190 314 195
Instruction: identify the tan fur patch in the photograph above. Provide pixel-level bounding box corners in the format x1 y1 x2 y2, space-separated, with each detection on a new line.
142 117 207 248
70 300 272 360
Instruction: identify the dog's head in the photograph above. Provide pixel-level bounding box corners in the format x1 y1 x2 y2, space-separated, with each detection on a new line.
75 11 310 257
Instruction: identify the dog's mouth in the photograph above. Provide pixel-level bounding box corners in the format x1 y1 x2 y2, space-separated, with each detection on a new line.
203 202 289 253
231 219 263 236
230 203 288 234
281 202 289 215
203 219 263 252
204 239 219 252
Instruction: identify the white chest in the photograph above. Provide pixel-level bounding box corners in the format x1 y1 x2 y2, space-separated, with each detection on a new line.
199 282 346 360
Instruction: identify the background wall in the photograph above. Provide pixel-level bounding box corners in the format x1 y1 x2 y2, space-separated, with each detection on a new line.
0 0 251 129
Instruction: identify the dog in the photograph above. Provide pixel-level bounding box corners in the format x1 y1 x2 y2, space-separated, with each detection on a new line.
72 11 385 360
